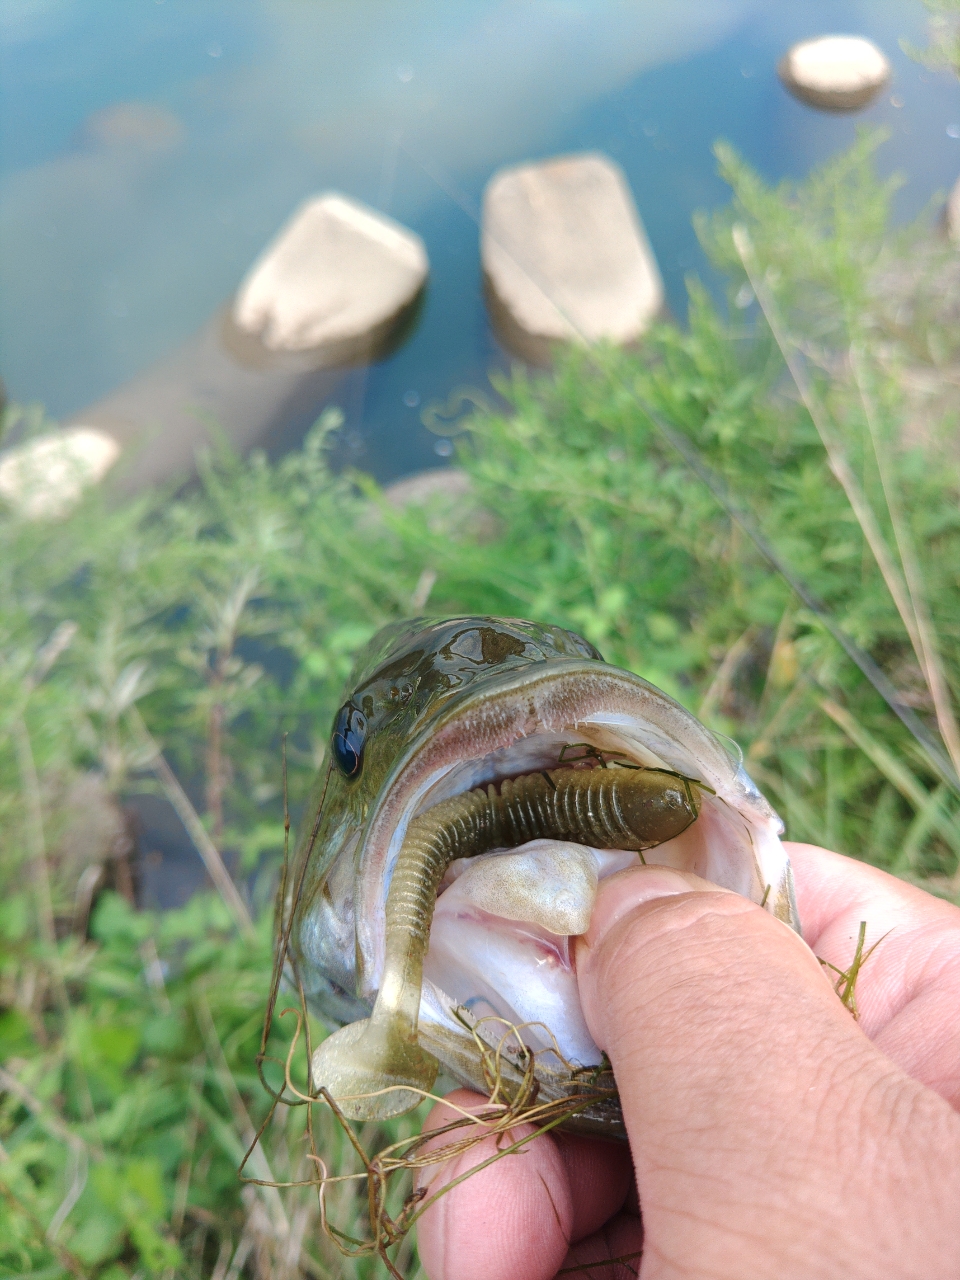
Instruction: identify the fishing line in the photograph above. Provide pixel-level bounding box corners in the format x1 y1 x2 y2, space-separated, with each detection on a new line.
258 752 335 1102
397 140 960 794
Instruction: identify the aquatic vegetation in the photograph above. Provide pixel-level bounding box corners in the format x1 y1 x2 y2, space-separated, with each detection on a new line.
2 133 959 1276
905 0 960 76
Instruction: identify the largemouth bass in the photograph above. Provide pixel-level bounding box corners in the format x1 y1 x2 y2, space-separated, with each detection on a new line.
286 616 798 1137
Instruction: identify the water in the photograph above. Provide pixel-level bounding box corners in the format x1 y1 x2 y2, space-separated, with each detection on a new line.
2 0 959 483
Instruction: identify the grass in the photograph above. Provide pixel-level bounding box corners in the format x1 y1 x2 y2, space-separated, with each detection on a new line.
1 129 959 1276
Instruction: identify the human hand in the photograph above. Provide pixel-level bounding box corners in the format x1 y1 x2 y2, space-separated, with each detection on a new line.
414 844 960 1279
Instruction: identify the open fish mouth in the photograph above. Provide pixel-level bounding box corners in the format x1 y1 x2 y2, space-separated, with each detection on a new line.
290 621 798 1135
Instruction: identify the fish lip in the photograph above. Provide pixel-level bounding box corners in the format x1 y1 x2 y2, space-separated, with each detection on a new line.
353 657 783 997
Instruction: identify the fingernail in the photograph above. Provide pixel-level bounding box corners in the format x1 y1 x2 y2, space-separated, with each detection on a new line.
582 866 726 948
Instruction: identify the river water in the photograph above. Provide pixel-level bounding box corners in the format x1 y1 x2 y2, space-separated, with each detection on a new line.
1 0 959 483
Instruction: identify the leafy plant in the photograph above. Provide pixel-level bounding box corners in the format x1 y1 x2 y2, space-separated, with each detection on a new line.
904 0 960 77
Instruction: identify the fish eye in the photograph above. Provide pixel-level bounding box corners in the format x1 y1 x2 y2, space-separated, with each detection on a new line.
331 702 367 778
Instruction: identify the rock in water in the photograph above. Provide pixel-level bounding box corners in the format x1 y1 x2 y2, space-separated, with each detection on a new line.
55 196 427 494
0 427 121 519
778 35 890 113
383 468 473 510
232 194 428 364
481 153 664 365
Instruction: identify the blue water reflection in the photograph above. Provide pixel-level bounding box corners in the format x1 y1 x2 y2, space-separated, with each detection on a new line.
1 0 958 482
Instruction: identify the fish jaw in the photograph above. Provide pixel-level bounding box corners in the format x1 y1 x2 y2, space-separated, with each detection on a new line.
425 841 642 1066
347 658 794 1004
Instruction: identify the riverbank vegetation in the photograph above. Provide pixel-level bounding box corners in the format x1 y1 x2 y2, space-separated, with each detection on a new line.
2 131 959 1277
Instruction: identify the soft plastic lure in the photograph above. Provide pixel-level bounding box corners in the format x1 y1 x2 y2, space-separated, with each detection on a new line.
313 763 700 1115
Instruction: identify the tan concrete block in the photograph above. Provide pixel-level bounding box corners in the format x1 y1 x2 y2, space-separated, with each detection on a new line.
482 153 663 364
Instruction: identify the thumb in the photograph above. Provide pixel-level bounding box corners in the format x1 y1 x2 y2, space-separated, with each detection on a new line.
575 866 960 1280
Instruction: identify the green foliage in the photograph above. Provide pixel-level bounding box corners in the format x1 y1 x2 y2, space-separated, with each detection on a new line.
904 0 960 77
0 885 421 1279
2 134 960 1276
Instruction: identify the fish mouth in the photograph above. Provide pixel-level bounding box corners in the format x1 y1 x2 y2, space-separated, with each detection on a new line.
353 658 791 1069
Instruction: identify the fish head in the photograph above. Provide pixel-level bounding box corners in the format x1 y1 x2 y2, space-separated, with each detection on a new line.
286 615 797 1134
288 616 602 1007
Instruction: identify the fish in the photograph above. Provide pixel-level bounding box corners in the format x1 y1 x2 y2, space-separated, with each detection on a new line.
285 615 799 1138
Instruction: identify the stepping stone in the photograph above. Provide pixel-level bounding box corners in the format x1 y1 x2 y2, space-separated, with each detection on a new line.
779 35 891 112
232 194 428 364
481 153 664 364
383 467 473 510
59 195 427 493
380 468 498 542
0 426 120 519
